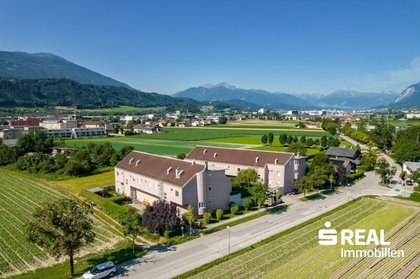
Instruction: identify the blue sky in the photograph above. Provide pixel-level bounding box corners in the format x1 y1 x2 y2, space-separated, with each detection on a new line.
1 0 419 95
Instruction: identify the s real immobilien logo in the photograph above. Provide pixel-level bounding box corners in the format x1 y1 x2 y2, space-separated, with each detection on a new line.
318 222 404 258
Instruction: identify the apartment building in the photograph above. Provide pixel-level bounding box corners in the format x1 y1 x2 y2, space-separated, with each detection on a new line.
185 146 306 194
115 151 232 215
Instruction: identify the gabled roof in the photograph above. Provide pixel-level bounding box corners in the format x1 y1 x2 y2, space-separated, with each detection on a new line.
186 146 293 167
326 147 359 159
405 162 420 172
116 151 204 187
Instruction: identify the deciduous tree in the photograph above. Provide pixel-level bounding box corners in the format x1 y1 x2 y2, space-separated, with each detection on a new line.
26 199 95 276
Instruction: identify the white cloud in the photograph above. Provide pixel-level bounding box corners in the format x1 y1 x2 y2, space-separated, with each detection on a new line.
355 56 420 92
387 56 420 83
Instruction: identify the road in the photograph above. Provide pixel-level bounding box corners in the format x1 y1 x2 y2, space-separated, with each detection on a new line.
116 171 405 279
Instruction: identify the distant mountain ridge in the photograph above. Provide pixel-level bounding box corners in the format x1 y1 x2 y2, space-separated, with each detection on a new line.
0 78 199 111
391 82 420 108
0 51 130 88
315 90 398 109
174 83 313 109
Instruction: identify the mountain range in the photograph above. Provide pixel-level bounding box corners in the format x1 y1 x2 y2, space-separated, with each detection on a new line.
174 84 407 110
0 50 418 110
0 51 130 88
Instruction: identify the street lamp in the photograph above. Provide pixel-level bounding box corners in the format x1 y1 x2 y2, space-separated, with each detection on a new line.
181 225 184 237
227 226 231 256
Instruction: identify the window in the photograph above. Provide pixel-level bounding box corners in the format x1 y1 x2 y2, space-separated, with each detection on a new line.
277 171 281 176
208 186 212 191
237 168 241 171
175 190 179 197
208 198 212 205
198 202 206 208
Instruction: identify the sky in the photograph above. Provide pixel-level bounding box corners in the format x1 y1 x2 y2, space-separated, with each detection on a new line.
1 0 420 95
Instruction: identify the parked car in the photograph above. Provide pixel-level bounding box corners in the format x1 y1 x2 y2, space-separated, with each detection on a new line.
406 180 413 186
82 261 116 279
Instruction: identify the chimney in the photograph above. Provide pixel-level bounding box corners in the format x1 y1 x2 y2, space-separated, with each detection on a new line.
203 149 207 154
175 168 184 179
255 156 259 163
214 152 217 158
274 158 278 165
191 160 195 165
167 166 172 174
204 160 208 170
135 159 141 166
129 158 134 165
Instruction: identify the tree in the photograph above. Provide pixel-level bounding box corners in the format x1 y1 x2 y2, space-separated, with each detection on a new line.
182 204 196 235
230 204 239 215
306 138 314 147
287 142 307 156
320 136 327 147
335 165 346 185
300 136 307 144
26 199 95 276
296 122 306 128
275 189 282 202
268 132 274 145
399 171 407 182
261 134 268 145
216 209 224 220
121 207 141 253
370 120 394 150
311 152 330 167
202 212 212 226
142 200 180 235
279 134 288 145
176 153 186 160
410 170 420 184
296 176 313 197
242 198 253 211
287 135 293 145
249 181 267 208
218 115 228 124
375 157 390 183
393 125 420 163
232 168 258 188
16 130 53 155
312 168 329 193
0 144 17 165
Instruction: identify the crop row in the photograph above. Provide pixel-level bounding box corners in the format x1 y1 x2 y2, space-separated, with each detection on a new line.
208 200 381 279
190 199 385 279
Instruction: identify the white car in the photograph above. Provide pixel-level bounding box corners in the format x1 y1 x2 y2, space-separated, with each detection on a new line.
82 261 116 279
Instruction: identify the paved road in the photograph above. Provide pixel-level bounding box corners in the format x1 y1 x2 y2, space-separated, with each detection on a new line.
116 171 405 279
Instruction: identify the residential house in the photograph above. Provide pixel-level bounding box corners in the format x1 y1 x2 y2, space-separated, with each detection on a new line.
115 151 232 216
185 146 306 194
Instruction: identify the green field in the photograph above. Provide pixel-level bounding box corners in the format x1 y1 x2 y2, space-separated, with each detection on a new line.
180 197 419 279
0 170 122 277
66 127 329 156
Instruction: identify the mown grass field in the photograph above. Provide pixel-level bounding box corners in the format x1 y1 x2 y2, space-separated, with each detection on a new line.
66 127 329 156
179 197 420 279
0 170 122 277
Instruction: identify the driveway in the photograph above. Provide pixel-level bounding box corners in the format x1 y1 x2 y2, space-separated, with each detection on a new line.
115 171 405 279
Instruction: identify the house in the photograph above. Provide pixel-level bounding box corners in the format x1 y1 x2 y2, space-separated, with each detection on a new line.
326 147 361 172
9 117 40 127
305 122 321 129
330 158 352 174
185 146 306 194
402 162 420 175
133 124 163 134
115 151 232 216
81 120 105 129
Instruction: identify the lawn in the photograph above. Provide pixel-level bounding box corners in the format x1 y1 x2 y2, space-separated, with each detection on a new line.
177 197 419 279
66 137 245 156
0 170 122 278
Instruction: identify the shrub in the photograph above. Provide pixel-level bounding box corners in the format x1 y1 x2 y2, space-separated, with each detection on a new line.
202 212 212 225
230 204 239 215
216 209 224 220
108 195 130 205
164 230 171 239
176 153 186 160
242 198 253 211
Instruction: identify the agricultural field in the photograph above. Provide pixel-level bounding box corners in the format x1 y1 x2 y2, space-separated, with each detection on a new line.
66 127 329 156
183 197 420 279
0 170 122 277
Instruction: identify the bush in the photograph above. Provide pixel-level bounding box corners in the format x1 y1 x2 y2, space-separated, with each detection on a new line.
164 230 171 239
242 198 253 211
216 209 224 220
108 195 130 205
346 169 365 182
176 153 186 160
202 212 212 225
230 204 239 215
